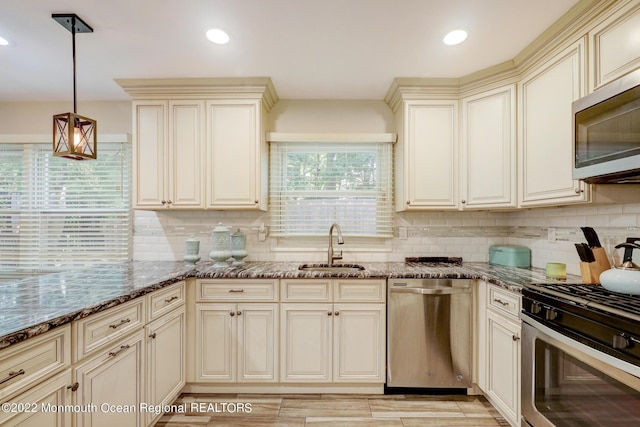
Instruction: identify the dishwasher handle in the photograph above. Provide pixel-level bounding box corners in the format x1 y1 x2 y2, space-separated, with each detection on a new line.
389 286 471 295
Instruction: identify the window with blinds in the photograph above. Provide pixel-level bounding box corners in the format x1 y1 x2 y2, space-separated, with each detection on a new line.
269 140 393 238
0 142 131 279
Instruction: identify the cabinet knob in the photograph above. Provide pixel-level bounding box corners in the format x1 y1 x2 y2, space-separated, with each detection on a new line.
230 311 235 317
406 201 410 205
161 200 167 205
236 311 242 316
461 200 466 204
327 311 333 316
574 188 583 194
512 335 520 341
67 382 79 392
167 200 173 204
254 200 259 204
334 311 340 316
149 333 157 339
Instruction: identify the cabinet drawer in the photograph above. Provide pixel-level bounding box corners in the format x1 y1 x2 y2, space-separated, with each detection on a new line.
0 325 71 401
197 279 278 302
488 285 521 319
73 299 145 362
280 279 332 302
334 280 386 303
147 281 185 322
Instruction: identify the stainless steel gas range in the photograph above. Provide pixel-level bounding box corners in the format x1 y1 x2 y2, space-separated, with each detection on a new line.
521 283 640 426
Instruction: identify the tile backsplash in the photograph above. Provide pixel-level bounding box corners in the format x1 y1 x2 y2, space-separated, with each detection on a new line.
134 201 640 276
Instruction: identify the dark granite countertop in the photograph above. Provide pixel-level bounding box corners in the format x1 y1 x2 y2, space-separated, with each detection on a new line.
0 260 582 350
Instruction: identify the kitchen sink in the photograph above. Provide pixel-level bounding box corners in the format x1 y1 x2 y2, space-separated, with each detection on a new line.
298 263 365 273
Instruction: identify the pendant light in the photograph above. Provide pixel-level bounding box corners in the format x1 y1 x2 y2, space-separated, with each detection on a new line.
52 13 97 160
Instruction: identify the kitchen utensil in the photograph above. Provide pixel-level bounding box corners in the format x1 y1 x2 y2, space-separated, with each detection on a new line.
575 243 594 262
600 242 640 294
580 227 602 248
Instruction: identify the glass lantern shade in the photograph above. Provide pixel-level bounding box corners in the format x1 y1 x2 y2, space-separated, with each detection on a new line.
53 112 97 160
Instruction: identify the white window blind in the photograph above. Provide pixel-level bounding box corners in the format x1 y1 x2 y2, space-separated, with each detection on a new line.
269 140 393 238
0 142 131 278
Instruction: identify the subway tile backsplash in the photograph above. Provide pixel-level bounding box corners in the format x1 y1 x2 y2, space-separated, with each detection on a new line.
133 201 640 276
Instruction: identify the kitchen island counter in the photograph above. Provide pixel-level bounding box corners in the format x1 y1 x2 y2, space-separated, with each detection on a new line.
0 260 581 349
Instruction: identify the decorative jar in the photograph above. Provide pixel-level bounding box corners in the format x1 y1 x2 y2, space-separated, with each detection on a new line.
183 236 201 265
231 229 248 266
209 223 231 268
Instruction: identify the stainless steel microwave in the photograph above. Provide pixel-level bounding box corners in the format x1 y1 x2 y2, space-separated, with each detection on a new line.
572 68 640 184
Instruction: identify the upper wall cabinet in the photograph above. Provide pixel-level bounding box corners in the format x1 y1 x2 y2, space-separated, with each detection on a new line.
518 38 590 207
460 84 516 209
133 100 205 209
589 0 640 90
117 78 278 211
387 90 459 211
206 100 267 210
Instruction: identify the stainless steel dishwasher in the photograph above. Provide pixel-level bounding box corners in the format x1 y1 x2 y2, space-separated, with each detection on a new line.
387 278 473 389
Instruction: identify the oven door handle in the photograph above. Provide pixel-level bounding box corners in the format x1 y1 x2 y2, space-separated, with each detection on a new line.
389 287 471 295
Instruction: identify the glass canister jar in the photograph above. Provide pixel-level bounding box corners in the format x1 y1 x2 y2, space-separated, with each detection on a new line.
209 223 231 268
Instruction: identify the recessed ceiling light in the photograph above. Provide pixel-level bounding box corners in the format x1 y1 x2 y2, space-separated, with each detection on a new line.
0 36 10 46
443 30 468 46
206 28 230 45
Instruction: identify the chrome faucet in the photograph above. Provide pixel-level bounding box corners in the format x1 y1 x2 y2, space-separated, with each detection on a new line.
327 223 344 265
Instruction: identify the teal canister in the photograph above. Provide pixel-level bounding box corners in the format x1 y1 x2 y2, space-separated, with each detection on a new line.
231 229 248 266
183 236 201 264
210 223 231 268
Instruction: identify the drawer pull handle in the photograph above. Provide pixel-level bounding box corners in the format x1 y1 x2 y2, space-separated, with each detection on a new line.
109 318 131 329
164 296 179 304
109 345 130 358
67 382 79 392
149 333 157 339
493 298 509 306
228 289 245 293
0 369 25 385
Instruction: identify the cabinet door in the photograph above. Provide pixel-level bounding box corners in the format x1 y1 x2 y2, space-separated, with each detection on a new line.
133 101 167 208
168 101 204 208
519 38 589 207
206 100 264 210
74 331 144 427
237 304 278 382
280 304 332 382
333 304 385 382
461 85 516 209
401 100 458 210
589 1 640 89
486 311 520 427
195 304 236 382
0 370 73 427
146 307 185 426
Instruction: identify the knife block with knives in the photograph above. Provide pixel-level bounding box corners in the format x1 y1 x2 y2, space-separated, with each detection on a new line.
577 227 611 284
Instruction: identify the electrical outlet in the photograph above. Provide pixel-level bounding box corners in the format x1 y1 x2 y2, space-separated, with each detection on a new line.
398 226 408 240
548 227 557 243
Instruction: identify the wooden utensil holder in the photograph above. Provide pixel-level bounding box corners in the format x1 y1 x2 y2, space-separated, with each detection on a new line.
580 247 611 284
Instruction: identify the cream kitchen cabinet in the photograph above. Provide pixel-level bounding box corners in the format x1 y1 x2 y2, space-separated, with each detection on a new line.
132 100 205 209
280 279 386 383
589 0 640 90
518 38 590 207
73 330 145 427
477 281 521 427
205 100 268 210
145 281 185 426
392 99 459 211
460 84 517 209
0 369 73 427
194 279 279 383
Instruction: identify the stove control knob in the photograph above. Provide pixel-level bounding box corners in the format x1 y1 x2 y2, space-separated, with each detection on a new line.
545 309 558 321
530 302 542 315
613 334 630 350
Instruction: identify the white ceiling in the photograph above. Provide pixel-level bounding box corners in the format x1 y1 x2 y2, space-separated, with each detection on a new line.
0 0 580 102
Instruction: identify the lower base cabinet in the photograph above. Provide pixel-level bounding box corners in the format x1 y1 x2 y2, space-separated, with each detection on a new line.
195 303 278 383
0 370 73 427
73 331 145 427
145 306 185 426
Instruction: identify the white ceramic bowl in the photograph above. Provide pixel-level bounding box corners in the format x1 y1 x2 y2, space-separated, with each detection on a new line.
600 268 640 295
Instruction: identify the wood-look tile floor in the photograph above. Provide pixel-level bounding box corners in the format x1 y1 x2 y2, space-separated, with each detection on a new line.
155 393 510 427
